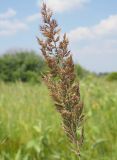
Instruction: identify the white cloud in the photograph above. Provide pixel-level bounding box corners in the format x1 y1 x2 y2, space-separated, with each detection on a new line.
26 13 40 22
0 9 28 37
0 8 16 19
68 14 117 41
67 14 117 72
0 19 28 36
38 0 90 13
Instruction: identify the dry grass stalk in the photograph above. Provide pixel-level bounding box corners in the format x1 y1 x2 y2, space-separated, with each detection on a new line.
37 3 84 156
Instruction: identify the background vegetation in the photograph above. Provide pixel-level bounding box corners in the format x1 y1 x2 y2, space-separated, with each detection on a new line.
0 51 45 83
0 50 117 159
0 51 90 83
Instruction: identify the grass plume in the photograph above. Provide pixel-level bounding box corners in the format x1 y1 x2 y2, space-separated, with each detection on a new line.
37 3 84 156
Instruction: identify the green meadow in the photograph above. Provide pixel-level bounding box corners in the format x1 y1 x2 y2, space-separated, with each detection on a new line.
0 76 117 160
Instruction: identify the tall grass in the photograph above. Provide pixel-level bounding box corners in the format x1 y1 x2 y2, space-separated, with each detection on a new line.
0 77 117 159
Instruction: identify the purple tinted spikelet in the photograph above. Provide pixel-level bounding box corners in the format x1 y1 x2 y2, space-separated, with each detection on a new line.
37 3 84 156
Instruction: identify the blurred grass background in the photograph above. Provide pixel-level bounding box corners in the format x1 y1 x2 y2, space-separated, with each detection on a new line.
0 75 116 160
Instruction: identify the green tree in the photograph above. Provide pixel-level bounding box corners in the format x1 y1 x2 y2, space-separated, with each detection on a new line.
107 72 117 81
0 50 45 83
75 64 89 78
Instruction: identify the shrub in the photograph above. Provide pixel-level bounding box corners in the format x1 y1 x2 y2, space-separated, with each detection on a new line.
107 72 117 81
75 64 89 78
0 50 45 83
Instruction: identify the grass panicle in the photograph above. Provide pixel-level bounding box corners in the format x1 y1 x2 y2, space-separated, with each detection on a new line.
37 3 84 156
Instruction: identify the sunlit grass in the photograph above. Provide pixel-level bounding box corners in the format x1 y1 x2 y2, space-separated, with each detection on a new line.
0 78 117 160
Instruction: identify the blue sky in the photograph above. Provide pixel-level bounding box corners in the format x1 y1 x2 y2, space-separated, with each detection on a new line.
0 0 117 73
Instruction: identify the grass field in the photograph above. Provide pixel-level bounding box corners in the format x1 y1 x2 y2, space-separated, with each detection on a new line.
0 76 117 160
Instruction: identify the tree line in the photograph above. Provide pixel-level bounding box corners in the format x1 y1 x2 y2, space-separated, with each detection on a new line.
0 50 116 83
